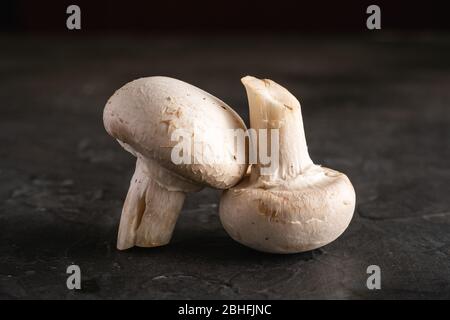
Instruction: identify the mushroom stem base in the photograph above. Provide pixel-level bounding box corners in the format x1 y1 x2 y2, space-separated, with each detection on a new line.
117 159 185 250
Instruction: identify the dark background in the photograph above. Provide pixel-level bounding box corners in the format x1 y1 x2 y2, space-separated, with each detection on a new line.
0 1 449 299
2 0 450 33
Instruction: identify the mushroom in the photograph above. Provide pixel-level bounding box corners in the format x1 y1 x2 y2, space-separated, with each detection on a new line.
219 76 355 254
104 76 247 250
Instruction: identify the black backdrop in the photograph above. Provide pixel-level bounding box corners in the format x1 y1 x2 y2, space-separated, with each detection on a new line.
2 0 450 33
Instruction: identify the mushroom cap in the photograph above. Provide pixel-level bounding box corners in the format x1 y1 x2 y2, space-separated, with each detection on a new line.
219 167 355 253
104 76 248 190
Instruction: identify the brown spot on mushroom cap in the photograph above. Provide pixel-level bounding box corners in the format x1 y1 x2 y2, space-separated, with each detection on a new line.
258 200 279 219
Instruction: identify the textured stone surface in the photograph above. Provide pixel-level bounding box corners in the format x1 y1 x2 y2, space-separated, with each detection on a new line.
0 33 449 299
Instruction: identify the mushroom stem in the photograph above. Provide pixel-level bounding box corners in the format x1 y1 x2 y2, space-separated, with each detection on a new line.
242 76 314 181
117 158 185 250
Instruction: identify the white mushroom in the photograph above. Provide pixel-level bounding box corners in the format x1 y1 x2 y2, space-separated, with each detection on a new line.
104 76 247 250
219 76 355 254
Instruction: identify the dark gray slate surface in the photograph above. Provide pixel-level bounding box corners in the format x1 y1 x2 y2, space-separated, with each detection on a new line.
0 33 449 299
